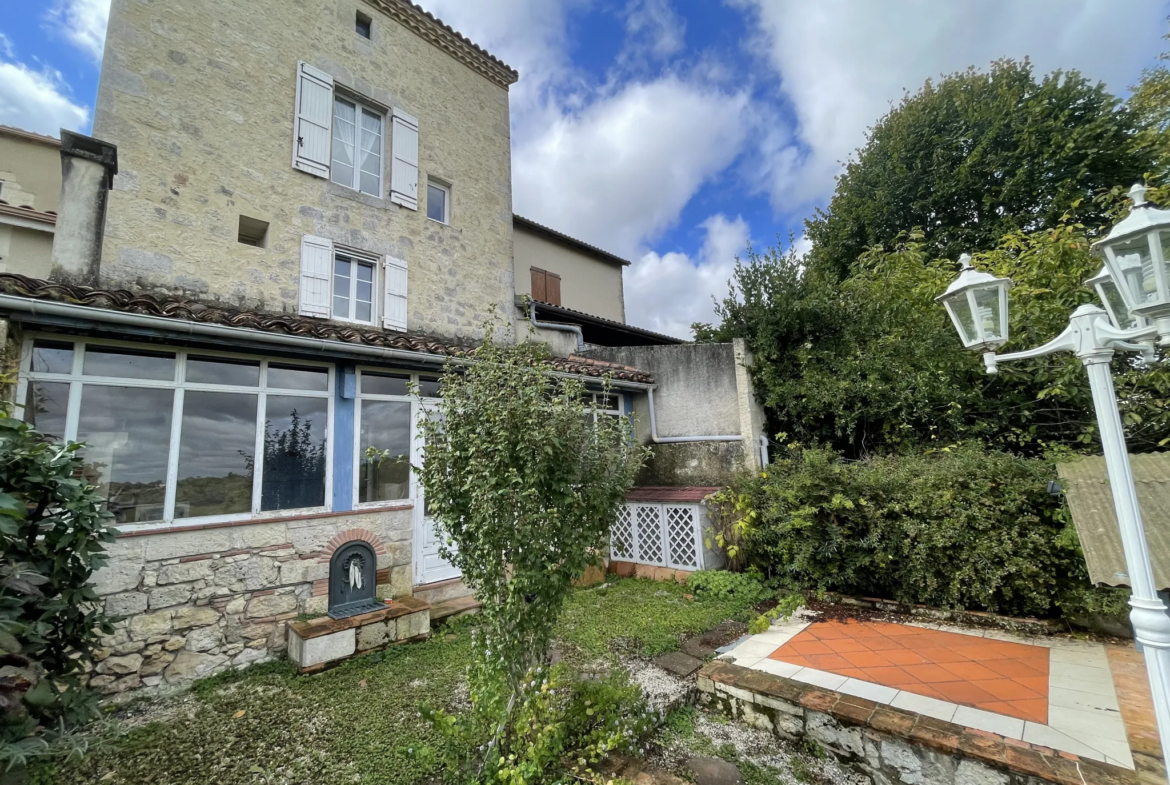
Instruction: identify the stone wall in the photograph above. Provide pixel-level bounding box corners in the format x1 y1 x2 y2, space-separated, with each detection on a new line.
88 508 412 697
94 0 515 343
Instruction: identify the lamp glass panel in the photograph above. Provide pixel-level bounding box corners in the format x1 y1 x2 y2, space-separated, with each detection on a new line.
1113 235 1157 305
973 287 1003 342
1096 279 1136 329
1160 231 1170 300
947 296 978 346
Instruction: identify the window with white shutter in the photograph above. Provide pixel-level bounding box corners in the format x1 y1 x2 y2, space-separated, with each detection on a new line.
299 235 334 317
390 109 419 210
383 255 408 331
293 62 334 178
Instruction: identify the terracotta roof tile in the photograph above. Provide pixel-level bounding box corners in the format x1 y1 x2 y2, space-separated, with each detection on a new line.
0 274 653 385
625 486 723 502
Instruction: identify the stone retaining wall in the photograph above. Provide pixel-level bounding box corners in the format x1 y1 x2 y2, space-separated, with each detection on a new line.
87 508 412 697
697 661 1135 785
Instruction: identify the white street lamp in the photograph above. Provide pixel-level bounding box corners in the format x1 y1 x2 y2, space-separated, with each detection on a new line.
939 184 1170 762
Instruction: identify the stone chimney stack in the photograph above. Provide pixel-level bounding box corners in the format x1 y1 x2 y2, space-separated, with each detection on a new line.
49 129 118 287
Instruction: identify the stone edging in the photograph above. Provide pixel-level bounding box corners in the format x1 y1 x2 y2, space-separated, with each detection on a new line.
698 661 1136 785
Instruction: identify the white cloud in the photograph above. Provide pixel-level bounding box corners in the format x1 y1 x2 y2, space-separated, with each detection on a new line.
736 0 1169 210
0 34 14 60
514 78 751 258
625 214 750 338
622 0 687 63
46 0 111 62
0 60 89 137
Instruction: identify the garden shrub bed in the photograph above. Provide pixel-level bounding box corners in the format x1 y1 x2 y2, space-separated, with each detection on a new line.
720 444 1118 620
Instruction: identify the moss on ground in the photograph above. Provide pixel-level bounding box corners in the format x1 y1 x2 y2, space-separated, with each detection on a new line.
34 578 757 785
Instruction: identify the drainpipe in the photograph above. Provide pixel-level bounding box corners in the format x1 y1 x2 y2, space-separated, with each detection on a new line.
646 385 741 444
527 298 584 352
759 434 770 466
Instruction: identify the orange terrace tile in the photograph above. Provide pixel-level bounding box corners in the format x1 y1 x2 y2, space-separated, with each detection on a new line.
767 619 1050 723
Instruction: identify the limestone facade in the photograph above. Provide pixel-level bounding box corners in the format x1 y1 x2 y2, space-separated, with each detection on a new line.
94 0 516 343
87 507 412 695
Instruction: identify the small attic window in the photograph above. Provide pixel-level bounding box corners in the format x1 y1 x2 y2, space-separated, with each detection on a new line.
238 215 269 248
355 11 372 39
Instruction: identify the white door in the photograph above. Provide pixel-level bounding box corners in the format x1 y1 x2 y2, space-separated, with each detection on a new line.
412 404 461 585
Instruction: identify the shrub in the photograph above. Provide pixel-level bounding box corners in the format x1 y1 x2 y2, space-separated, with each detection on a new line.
0 410 118 769
685 570 771 604
730 444 1085 617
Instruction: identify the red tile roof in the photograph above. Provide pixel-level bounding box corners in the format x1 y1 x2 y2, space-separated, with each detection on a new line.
0 274 653 384
625 487 723 503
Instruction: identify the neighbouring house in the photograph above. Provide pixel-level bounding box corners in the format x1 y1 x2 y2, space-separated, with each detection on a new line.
0 0 768 691
0 125 60 277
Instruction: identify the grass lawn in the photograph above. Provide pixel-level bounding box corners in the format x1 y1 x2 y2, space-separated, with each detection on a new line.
33 578 757 785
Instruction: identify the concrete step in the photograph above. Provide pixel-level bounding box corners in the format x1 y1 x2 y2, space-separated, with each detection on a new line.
430 595 481 626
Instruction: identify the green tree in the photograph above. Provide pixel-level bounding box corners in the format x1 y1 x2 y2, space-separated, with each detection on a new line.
805 59 1155 280
415 336 648 782
1129 24 1170 179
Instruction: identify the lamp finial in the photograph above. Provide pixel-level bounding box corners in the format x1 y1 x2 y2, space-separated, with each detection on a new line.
958 253 973 270
1129 183 1150 208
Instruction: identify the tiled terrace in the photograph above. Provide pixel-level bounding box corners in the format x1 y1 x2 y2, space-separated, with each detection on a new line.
720 615 1151 771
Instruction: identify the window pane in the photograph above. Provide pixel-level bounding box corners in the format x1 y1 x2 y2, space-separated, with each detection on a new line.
359 400 411 503
23 381 69 439
356 262 374 322
84 347 176 380
361 373 409 396
427 184 446 222
268 364 328 391
331 99 356 188
359 110 382 197
355 300 372 323
418 376 442 398
261 395 328 511
186 356 261 386
31 341 74 374
333 257 352 318
77 385 174 524
176 391 257 519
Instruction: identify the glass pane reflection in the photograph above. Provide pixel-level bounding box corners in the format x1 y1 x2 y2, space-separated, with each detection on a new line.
77 385 173 523
176 391 257 518
359 400 411 503
23 381 69 440
260 395 328 511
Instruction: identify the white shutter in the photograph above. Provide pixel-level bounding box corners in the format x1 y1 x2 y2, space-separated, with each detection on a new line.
293 62 334 178
390 109 419 210
383 255 408 331
299 235 333 318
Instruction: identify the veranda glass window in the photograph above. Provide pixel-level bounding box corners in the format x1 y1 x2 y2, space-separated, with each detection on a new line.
19 340 333 530
354 370 439 506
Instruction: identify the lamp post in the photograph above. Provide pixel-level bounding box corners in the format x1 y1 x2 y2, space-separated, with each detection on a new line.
938 184 1170 760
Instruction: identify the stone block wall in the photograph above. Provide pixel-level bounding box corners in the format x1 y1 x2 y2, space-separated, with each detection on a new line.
94 0 516 343
87 508 412 696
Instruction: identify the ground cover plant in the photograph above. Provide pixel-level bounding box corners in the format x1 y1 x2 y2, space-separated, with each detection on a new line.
34 577 759 785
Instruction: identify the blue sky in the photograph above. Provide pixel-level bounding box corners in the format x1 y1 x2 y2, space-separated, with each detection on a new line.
1 0 1168 337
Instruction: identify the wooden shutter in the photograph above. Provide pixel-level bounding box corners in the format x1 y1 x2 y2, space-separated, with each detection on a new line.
546 271 561 306
292 62 334 178
531 267 547 302
299 235 333 317
383 255 408 331
390 109 419 210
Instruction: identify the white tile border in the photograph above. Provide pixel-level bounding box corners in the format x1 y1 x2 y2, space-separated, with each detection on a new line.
731 620 1137 770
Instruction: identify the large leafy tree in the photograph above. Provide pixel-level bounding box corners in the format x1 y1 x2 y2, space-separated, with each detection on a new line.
805 59 1155 280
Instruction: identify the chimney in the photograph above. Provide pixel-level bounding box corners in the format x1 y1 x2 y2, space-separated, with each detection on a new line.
49 129 118 287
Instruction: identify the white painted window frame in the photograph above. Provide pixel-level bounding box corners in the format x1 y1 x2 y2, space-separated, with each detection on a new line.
331 247 381 326
587 391 625 423
426 179 451 225
16 336 335 534
351 368 441 510
611 501 704 571
330 94 385 198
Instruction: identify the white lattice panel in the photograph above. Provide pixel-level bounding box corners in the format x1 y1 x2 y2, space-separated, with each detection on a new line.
634 505 665 565
665 506 699 569
611 505 636 561
611 502 704 571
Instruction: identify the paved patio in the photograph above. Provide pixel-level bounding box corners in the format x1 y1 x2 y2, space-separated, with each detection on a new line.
720 614 1152 771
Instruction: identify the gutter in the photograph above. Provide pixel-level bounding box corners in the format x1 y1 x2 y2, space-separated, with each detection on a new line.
526 297 584 352
0 293 651 392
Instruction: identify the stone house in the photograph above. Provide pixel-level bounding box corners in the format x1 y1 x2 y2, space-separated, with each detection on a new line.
0 0 768 691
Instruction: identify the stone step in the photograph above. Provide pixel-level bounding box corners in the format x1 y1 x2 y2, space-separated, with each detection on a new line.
430 595 481 625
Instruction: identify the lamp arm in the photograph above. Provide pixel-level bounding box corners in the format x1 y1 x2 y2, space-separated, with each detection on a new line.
990 323 1077 365
982 311 1158 375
